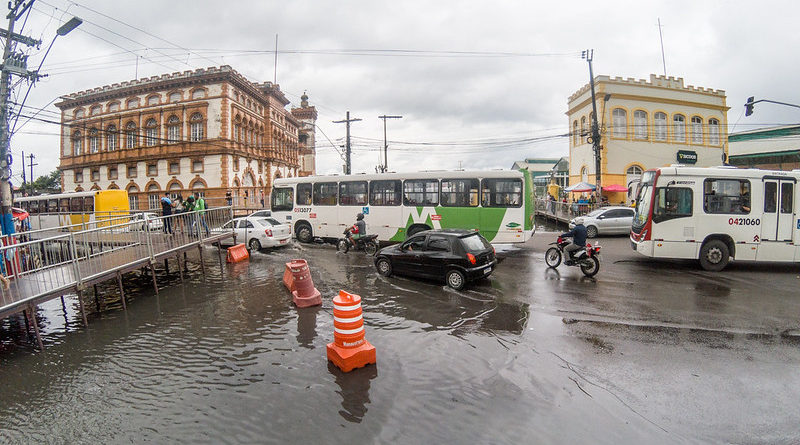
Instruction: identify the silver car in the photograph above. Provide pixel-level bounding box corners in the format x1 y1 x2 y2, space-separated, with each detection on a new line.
569 206 635 238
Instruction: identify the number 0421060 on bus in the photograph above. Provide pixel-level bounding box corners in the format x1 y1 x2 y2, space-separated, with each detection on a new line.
270 170 535 244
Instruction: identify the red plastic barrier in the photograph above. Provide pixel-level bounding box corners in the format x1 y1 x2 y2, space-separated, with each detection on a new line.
286 259 321 307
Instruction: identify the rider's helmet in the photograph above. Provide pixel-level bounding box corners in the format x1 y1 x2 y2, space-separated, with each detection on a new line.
574 217 585 226
356 213 364 220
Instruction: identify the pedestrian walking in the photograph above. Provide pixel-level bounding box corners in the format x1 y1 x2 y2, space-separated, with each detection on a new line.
160 193 173 234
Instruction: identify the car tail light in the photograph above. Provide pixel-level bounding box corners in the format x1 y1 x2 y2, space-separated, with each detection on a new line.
467 253 477 265
265 228 273 237
492 245 496 255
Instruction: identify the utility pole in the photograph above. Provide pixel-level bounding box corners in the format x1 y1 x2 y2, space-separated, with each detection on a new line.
20 149 25 186
27 152 35 189
333 111 361 175
0 5 79 233
582 49 602 198
378 114 402 173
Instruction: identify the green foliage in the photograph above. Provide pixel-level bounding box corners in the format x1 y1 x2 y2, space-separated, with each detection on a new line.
23 170 61 195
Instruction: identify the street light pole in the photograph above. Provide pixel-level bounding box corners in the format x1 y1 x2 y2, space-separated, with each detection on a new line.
378 114 402 172
583 49 602 199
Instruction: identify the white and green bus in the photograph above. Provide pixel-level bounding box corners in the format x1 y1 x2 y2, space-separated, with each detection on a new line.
270 170 534 244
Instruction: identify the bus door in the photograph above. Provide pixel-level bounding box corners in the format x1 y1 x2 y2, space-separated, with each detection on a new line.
759 178 795 261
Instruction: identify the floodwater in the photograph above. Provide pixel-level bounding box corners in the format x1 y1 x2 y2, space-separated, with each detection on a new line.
1 235 799 444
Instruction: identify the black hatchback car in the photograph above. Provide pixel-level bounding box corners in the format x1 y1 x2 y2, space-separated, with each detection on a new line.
373 229 497 290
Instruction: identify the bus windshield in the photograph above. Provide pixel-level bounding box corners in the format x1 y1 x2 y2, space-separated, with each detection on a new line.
633 183 654 230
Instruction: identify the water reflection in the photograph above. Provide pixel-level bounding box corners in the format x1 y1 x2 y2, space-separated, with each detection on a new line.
296 306 319 349
329 362 378 423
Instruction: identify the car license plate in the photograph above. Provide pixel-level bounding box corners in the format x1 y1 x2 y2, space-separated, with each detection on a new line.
483 266 492 276
280 239 287 244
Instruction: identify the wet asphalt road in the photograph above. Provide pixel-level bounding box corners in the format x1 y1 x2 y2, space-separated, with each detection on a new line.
0 230 798 444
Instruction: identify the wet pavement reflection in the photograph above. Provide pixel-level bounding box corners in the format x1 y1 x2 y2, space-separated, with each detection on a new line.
0 233 799 443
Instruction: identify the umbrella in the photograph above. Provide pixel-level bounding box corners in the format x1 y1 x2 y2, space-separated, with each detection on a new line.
11 207 28 221
565 182 596 192
602 184 628 193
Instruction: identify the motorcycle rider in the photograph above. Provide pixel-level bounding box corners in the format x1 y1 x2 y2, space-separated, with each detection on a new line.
560 217 587 264
350 213 367 248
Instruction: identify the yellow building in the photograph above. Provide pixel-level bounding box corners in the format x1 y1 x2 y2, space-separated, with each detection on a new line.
567 74 729 204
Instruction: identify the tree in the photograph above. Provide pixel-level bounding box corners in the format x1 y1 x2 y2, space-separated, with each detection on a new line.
25 170 61 195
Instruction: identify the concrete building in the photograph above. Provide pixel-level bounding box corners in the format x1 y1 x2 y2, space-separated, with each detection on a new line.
728 125 800 170
292 92 318 177
567 74 729 203
511 158 568 198
56 65 316 210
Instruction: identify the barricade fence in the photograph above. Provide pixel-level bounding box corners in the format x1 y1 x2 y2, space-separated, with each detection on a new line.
0 207 234 314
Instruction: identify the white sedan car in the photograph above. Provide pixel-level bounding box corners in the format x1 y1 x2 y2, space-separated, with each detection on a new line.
569 206 635 238
216 216 292 250
130 212 164 231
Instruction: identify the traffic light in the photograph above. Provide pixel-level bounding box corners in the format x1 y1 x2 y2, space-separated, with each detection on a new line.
745 96 755 116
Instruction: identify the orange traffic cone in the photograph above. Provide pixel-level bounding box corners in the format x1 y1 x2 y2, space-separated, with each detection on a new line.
289 259 321 307
283 260 296 292
327 290 376 372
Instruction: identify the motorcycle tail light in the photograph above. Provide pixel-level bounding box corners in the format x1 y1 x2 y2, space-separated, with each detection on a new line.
265 228 273 237
467 253 477 265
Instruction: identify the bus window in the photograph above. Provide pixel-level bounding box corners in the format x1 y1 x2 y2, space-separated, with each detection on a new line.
313 182 338 206
49 199 59 212
70 197 84 212
28 200 38 214
703 179 749 214
297 183 312 205
369 180 401 206
481 178 522 207
403 179 439 206
764 182 777 213
271 187 294 211
781 183 793 214
339 181 367 206
60 198 70 212
441 178 479 207
84 197 95 212
653 187 692 223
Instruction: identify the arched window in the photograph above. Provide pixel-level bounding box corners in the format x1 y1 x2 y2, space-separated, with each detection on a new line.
708 118 720 145
125 122 137 148
72 130 83 155
147 95 160 106
572 120 578 146
691 116 703 144
127 184 139 210
235 121 242 143
89 128 99 153
169 92 182 103
580 116 587 138
673 114 686 142
127 98 139 109
191 89 206 100
145 118 158 146
74 109 84 119
633 110 648 140
167 115 181 143
654 112 667 141
106 125 117 151
90 105 102 116
580 166 588 183
190 113 204 141
108 102 120 112
626 165 643 175
612 108 627 138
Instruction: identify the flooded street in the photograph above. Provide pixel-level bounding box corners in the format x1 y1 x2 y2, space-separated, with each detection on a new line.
1 230 799 444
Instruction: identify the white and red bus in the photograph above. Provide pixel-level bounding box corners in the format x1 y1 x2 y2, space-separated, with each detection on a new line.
630 165 800 270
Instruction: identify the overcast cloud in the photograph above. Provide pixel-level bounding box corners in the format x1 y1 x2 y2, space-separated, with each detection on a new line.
10 0 800 183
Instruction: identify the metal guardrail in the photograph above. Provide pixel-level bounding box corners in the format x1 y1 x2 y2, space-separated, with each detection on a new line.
0 207 235 316
535 198 604 221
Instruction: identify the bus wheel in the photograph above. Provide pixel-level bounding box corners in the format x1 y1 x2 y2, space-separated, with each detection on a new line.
699 240 729 271
296 223 313 243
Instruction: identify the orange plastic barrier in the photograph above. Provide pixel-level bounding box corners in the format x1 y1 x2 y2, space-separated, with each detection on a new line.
282 261 296 292
226 243 250 263
327 290 376 372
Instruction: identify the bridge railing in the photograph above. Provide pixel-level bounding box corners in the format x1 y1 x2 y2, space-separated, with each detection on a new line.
0 207 234 314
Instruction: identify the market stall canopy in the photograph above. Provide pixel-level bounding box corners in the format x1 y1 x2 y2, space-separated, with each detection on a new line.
602 184 628 193
565 182 596 192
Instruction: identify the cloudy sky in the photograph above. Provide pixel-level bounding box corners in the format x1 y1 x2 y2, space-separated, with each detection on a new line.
9 0 800 183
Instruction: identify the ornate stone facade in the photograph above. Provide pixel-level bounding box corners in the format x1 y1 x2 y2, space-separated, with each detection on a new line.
56 65 315 210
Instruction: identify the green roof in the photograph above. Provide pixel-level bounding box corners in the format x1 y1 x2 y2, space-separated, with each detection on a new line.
729 126 800 142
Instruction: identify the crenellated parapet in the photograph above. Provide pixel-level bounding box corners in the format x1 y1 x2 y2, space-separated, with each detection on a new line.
568 73 725 102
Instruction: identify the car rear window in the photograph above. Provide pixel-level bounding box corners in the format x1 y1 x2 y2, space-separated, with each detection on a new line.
263 218 282 225
460 233 490 253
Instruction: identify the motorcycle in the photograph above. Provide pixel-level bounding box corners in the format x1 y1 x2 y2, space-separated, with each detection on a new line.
337 226 379 255
545 236 601 277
